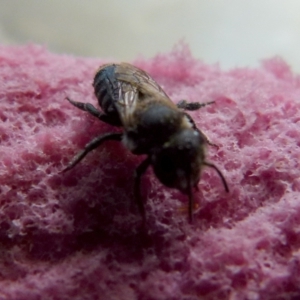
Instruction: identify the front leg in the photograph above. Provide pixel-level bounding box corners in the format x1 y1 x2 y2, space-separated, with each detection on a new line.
66 97 120 126
134 157 151 223
177 100 215 111
62 132 123 172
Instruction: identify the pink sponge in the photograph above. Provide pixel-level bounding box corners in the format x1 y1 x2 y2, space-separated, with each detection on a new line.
1 44 300 299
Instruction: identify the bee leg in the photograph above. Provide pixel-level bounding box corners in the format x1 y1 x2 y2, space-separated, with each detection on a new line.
177 100 215 111
66 97 102 117
61 132 123 173
187 178 194 223
134 157 151 222
203 161 229 193
66 97 118 126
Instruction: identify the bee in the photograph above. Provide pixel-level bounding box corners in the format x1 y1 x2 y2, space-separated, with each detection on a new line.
62 63 229 223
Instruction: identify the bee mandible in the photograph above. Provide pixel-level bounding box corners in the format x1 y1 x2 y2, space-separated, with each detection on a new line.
63 63 229 223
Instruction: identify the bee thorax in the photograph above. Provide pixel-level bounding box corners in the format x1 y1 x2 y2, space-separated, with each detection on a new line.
122 103 185 154
122 133 139 152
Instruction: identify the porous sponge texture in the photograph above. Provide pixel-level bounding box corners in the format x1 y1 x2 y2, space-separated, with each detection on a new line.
1 44 300 299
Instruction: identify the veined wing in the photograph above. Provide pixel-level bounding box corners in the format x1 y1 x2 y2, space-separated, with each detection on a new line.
114 80 139 124
114 63 172 101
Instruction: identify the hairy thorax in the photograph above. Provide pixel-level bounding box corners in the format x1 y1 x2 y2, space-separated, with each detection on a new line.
122 101 194 154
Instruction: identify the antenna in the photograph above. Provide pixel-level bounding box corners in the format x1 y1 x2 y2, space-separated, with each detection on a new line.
203 162 229 192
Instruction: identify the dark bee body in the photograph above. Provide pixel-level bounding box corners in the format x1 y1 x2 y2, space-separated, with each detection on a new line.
63 63 229 223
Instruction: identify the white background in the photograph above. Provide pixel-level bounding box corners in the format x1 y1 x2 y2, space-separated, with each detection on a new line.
1 0 300 72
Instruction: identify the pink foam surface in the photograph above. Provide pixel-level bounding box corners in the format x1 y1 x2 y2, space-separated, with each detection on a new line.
1 44 300 299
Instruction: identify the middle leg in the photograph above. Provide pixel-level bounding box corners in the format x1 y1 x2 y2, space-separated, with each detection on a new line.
66 97 120 126
62 132 123 172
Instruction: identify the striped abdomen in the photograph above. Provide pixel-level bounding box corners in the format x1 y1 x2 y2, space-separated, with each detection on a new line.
93 64 120 117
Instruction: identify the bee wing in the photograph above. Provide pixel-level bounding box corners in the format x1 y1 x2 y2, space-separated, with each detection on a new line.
115 81 139 121
114 63 171 100
112 63 176 125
